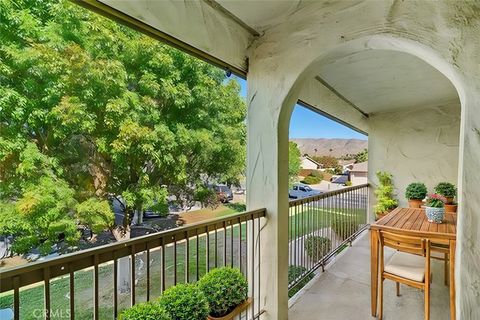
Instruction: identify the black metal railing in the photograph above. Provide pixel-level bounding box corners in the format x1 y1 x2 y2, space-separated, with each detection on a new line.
288 184 369 296
0 209 266 320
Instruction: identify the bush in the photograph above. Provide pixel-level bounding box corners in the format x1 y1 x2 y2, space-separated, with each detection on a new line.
195 187 219 209
405 182 427 200
304 236 332 261
301 175 321 185
309 170 323 178
331 215 358 240
158 284 209 320
374 171 398 216
119 302 171 320
345 181 352 186
434 182 456 198
288 265 314 298
197 267 248 317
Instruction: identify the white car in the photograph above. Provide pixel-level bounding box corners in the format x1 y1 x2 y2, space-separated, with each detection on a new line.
289 184 322 199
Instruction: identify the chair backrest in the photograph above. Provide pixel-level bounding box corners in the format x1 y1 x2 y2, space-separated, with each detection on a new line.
379 231 428 256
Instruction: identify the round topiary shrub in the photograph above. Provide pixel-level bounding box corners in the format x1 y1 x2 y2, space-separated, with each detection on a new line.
158 283 209 320
119 302 171 320
304 236 332 261
405 182 427 200
434 182 456 198
197 267 248 317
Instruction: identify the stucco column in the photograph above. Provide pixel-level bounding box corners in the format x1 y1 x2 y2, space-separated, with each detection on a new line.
246 69 300 319
456 85 480 319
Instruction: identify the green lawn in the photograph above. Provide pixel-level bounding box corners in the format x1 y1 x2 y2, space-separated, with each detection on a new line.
0 203 366 318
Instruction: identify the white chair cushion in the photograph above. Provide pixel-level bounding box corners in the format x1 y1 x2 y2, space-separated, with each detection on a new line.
430 251 446 259
385 251 425 282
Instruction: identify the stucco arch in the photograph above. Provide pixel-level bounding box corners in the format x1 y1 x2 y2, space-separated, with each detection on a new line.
247 20 477 317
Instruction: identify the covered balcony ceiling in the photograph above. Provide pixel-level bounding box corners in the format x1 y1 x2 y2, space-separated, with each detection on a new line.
317 49 460 114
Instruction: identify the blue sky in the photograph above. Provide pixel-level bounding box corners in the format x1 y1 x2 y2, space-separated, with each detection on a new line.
231 75 367 140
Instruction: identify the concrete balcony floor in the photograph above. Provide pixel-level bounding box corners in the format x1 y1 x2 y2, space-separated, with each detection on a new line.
289 231 451 320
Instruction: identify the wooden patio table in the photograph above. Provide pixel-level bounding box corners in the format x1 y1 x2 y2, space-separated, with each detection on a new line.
370 207 457 320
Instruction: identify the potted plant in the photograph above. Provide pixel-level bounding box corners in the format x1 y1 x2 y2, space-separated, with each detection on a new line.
425 194 447 223
434 182 457 213
119 302 171 320
158 283 210 320
197 267 250 320
405 182 427 208
374 171 398 219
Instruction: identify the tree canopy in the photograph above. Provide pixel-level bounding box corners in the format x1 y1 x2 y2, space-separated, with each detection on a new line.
354 148 368 163
288 142 301 185
0 0 246 254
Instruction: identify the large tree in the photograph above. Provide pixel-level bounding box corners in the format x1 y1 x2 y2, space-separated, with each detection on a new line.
288 142 301 185
0 0 246 255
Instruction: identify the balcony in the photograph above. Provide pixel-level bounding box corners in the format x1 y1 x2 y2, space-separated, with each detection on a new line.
289 231 451 320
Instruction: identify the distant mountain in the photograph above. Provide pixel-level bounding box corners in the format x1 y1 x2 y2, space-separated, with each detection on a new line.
290 138 368 158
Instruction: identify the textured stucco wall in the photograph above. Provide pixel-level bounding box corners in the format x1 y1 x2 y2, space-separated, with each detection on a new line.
368 103 461 208
245 1 480 319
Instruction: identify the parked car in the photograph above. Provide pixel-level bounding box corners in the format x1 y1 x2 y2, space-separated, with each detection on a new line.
212 184 234 203
289 183 322 199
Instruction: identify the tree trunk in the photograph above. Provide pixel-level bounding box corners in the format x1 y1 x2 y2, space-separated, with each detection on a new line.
117 256 131 293
133 207 143 225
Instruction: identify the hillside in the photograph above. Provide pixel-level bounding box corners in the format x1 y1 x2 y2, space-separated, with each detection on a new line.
290 138 368 158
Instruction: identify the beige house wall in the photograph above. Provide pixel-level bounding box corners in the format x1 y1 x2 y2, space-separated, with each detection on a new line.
368 103 461 209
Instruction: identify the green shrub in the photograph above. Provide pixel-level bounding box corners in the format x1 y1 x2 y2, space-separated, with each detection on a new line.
405 182 427 200
434 182 456 198
331 215 358 240
309 170 323 178
301 175 321 185
288 265 314 298
374 171 398 216
304 236 332 261
345 181 352 186
158 284 209 320
197 267 248 317
119 302 171 320
195 187 219 209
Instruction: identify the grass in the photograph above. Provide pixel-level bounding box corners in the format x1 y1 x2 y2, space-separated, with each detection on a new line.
0 202 366 318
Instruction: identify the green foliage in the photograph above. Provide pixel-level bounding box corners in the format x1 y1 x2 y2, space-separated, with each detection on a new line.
374 171 398 216
194 186 219 209
312 155 338 168
345 181 352 186
354 149 368 163
434 182 456 198
158 283 210 320
309 170 323 178
2 175 79 255
331 216 358 240
426 194 446 208
288 265 314 298
197 267 248 317
304 236 332 261
289 142 302 184
75 198 114 233
119 302 171 320
301 174 322 185
325 166 343 175
1 0 246 249
405 182 427 200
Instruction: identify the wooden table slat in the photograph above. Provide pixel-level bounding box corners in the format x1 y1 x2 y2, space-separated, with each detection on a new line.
372 208 456 239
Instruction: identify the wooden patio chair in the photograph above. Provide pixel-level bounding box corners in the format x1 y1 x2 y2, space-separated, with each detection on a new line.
378 231 431 320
